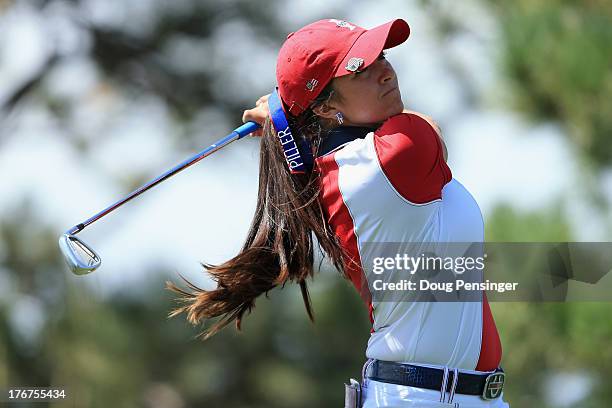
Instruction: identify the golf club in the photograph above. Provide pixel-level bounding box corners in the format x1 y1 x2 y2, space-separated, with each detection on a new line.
59 121 261 275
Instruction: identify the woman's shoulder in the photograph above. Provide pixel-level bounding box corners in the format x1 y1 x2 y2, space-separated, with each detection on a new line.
375 110 447 161
372 111 452 204
376 110 440 138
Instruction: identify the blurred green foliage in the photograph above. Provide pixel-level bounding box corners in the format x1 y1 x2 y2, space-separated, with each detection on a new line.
486 204 612 407
490 0 612 167
0 207 369 407
2 1 612 407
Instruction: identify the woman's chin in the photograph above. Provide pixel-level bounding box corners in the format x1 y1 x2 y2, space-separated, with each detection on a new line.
388 94 404 112
390 101 405 117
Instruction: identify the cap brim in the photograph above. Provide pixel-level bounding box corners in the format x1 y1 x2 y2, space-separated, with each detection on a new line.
335 19 410 77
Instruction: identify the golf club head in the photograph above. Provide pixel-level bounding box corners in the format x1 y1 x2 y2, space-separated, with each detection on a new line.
59 234 101 275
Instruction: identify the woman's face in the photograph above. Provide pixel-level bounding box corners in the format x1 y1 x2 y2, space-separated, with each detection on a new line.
320 52 404 127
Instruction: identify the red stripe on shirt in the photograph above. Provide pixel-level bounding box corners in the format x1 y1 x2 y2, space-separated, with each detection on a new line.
475 292 502 370
316 154 374 326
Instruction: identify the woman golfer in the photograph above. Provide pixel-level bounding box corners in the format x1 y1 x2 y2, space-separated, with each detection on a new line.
169 18 509 407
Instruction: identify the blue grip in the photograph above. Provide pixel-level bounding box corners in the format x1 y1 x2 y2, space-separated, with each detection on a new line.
234 121 262 139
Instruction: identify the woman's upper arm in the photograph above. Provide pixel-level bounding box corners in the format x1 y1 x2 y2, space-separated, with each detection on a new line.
402 109 447 161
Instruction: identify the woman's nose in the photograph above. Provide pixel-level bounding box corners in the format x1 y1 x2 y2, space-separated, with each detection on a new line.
378 62 395 84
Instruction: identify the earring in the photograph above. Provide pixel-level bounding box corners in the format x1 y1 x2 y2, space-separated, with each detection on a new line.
335 112 344 125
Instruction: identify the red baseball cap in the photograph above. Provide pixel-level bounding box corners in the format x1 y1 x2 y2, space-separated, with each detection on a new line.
276 18 410 116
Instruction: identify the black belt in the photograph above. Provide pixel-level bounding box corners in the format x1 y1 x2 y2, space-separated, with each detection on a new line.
364 360 505 400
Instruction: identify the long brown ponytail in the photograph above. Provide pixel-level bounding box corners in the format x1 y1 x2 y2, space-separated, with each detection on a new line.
166 84 347 339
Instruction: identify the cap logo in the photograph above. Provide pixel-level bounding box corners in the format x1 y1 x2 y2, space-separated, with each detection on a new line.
305 79 318 92
328 19 355 30
346 57 364 72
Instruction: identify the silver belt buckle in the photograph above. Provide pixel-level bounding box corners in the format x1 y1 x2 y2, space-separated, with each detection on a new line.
482 372 505 400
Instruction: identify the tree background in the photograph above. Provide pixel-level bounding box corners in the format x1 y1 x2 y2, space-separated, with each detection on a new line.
1 0 611 407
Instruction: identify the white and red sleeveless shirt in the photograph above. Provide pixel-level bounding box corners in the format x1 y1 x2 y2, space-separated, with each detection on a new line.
314 113 502 372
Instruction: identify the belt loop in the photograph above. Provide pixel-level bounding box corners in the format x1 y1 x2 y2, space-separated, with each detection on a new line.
448 368 459 403
439 366 449 403
362 358 375 386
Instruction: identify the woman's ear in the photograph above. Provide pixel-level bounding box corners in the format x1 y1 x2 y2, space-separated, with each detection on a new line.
312 103 339 120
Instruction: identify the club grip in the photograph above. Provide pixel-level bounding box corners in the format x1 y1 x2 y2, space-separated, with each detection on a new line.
234 121 262 139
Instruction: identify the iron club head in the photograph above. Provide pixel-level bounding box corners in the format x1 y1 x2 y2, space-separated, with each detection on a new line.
59 234 101 275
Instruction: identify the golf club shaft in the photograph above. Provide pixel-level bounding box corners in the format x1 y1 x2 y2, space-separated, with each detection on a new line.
65 121 261 236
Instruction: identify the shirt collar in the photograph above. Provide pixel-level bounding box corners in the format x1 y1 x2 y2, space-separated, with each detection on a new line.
316 125 377 157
